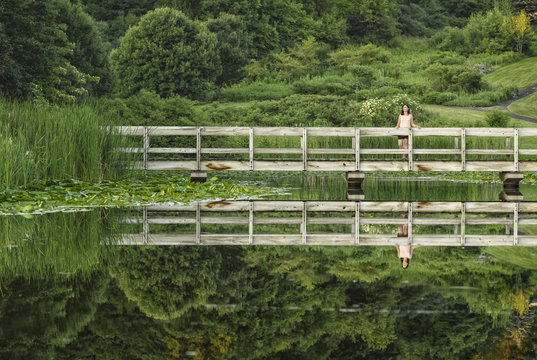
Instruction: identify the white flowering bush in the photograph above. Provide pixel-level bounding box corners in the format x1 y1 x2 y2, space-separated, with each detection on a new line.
359 94 422 126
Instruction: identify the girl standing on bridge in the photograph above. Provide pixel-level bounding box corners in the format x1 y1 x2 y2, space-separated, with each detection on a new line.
395 104 420 159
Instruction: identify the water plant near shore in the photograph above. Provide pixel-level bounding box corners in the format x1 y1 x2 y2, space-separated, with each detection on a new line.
0 173 281 215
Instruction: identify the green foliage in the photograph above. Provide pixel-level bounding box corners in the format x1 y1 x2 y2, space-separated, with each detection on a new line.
200 94 360 127
270 37 329 81
422 91 458 104
424 64 483 93
329 44 390 69
431 6 536 55
0 275 109 359
485 109 511 127
292 76 354 96
96 89 198 127
0 174 278 215
342 0 399 43
110 8 221 99
0 212 114 282
347 65 378 86
110 246 222 320
0 99 124 189
359 93 422 126
444 87 518 107
205 13 255 85
0 0 109 102
218 81 295 101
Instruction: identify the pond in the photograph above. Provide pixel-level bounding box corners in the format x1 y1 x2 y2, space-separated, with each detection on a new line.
1 172 537 359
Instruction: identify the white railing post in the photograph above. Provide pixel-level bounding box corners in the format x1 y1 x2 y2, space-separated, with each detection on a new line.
460 204 466 246
355 128 360 171
461 128 466 171
196 127 201 171
408 128 413 170
354 201 360 245
302 128 308 171
514 128 519 171
408 202 413 244
143 207 148 244
302 201 307 244
249 127 254 171
143 127 149 170
196 203 201 245
514 203 519 245
249 201 254 245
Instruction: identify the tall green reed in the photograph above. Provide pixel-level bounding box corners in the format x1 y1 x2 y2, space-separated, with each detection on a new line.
0 99 127 190
0 210 119 285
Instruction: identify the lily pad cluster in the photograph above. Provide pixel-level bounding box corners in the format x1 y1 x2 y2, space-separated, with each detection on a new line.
0 173 280 215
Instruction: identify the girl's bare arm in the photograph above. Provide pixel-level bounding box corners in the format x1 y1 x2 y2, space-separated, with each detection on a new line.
395 243 400 256
410 115 421 129
395 115 401 128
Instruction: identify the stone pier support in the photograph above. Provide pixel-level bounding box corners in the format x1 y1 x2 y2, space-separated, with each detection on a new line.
346 172 365 201
499 172 523 201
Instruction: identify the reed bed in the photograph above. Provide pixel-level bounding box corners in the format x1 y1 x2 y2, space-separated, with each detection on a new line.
0 210 119 284
0 99 128 190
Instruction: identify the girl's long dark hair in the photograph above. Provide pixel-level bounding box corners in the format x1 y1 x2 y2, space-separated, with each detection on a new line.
400 258 410 269
400 104 411 115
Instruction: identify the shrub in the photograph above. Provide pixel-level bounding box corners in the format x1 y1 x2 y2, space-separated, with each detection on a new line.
424 64 482 93
292 77 352 96
347 65 377 85
219 82 294 101
110 8 221 99
329 44 390 69
422 92 457 104
359 94 422 127
485 109 510 127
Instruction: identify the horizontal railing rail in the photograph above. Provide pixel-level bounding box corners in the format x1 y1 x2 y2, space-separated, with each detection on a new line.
109 126 537 172
118 201 537 246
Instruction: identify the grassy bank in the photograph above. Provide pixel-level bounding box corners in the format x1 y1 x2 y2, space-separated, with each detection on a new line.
0 100 126 190
483 57 537 88
509 91 537 118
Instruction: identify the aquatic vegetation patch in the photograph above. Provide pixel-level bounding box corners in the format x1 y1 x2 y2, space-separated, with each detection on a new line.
0 173 279 215
372 171 537 184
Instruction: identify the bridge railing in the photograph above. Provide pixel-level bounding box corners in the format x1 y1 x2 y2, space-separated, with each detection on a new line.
110 126 537 172
118 200 537 246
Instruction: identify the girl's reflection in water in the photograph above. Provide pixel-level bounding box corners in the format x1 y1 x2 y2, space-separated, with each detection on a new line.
395 214 420 269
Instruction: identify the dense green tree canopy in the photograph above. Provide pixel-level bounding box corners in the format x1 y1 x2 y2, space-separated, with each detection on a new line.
0 0 110 102
110 7 221 98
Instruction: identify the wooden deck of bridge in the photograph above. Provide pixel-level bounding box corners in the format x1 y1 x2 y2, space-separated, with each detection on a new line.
110 126 537 172
118 201 537 246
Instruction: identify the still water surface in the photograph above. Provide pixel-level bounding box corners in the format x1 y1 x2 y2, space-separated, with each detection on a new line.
1 173 537 359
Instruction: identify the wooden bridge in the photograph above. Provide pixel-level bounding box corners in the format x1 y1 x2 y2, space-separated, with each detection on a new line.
113 126 537 172
119 200 537 246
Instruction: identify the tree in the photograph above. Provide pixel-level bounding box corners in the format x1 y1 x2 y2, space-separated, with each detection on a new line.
110 8 221 99
0 0 109 102
110 246 222 320
502 10 536 53
205 13 255 85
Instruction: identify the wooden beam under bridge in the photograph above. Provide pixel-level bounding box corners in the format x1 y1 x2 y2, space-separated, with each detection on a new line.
117 200 537 246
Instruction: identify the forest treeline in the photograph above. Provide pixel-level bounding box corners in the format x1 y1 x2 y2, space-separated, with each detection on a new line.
1 0 536 104
1 242 537 359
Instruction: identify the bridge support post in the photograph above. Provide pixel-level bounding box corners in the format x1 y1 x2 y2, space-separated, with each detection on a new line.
499 172 523 201
190 171 207 183
346 172 365 201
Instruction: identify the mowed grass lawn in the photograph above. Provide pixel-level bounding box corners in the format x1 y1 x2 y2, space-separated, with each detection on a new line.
424 105 537 127
483 57 537 88
509 91 537 118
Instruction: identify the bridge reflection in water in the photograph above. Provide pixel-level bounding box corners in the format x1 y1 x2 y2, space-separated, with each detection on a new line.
119 201 537 246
